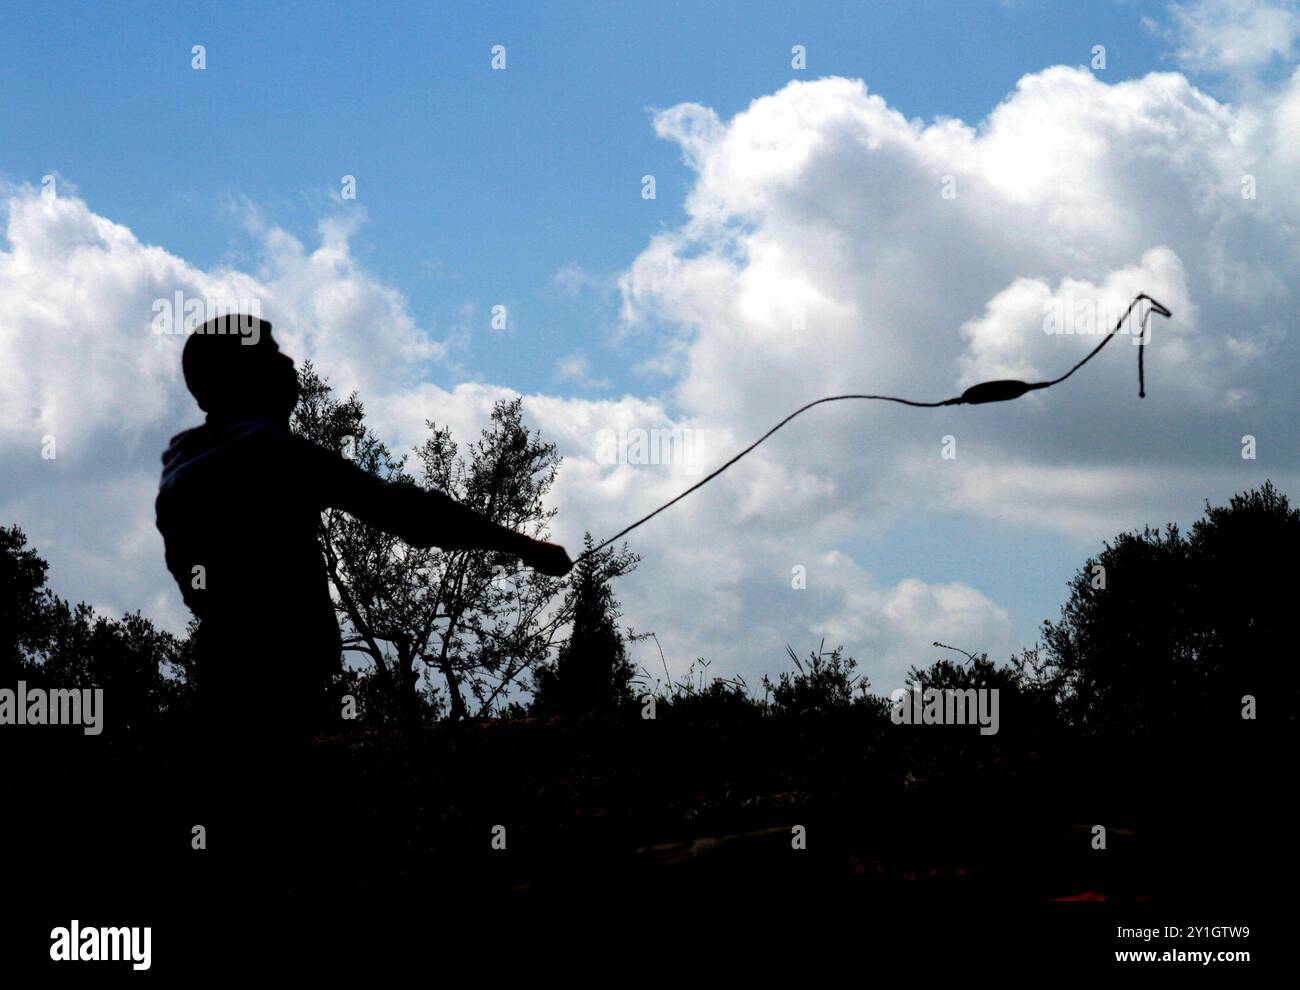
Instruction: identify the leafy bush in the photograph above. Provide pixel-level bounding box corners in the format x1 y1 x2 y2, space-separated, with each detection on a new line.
763 641 876 717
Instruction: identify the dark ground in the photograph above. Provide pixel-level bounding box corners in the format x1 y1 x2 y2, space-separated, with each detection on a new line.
3 711 1283 976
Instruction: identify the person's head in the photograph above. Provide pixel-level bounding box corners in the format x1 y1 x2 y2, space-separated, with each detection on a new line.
182 315 299 419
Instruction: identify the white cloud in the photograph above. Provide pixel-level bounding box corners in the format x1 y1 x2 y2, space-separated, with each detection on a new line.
956 248 1196 389
797 552 1017 690
1166 0 1300 78
608 63 1299 678
622 65 1297 494
553 351 610 389
0 189 451 656
552 263 615 299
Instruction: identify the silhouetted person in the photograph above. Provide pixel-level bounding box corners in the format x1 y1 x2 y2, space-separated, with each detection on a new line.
155 314 571 892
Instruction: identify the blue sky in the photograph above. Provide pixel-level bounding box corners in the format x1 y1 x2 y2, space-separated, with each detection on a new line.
2 0 1295 688
1 0 1166 398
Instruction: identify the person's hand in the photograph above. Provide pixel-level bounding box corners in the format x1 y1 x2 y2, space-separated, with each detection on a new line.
526 540 573 577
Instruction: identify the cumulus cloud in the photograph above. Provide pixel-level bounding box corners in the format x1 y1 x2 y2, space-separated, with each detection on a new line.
553 351 610 389
622 66 1296 505
813 553 1016 691
0 189 447 641
1164 0 1300 78
609 62 1298 679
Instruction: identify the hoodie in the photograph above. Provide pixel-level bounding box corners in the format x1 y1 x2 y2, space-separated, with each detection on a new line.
156 414 508 687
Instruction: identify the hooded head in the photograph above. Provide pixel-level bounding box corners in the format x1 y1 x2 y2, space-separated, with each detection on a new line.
182 315 299 420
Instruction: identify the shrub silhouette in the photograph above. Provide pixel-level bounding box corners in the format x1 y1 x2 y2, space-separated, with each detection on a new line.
763 641 877 717
1040 480 1297 737
531 533 638 718
2 484 1287 911
0 524 193 732
5 482 1289 741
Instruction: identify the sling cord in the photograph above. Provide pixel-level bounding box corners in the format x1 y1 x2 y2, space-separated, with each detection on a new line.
576 292 1172 562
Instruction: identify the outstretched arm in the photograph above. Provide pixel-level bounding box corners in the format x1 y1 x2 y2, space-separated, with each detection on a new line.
294 436 573 576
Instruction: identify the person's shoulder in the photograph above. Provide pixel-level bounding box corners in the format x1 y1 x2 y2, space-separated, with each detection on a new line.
159 423 209 488
285 432 367 479
202 416 297 455
160 417 294 487
161 423 203 457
